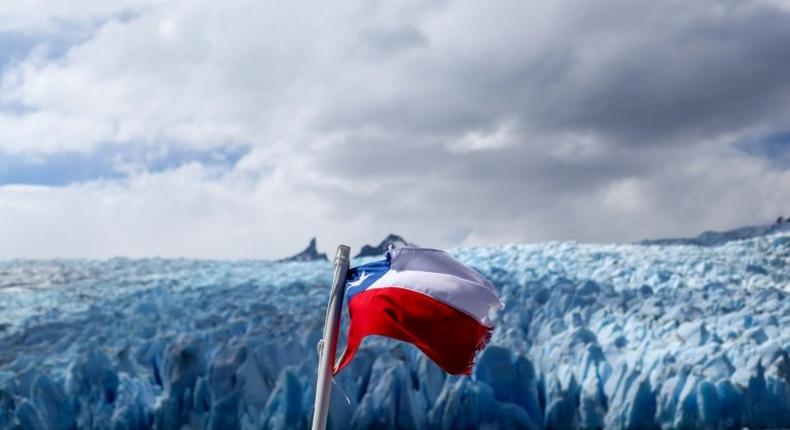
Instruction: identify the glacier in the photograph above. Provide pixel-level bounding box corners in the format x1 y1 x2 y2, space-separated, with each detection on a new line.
1 231 790 429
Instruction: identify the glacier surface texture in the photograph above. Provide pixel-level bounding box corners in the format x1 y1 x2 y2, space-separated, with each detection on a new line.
1 232 790 429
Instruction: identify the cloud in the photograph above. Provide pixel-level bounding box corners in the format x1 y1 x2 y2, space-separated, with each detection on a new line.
0 0 156 34
0 145 247 186
0 0 789 258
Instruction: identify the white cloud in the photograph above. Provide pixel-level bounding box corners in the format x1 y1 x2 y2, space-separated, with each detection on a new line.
0 0 160 33
1 0 789 258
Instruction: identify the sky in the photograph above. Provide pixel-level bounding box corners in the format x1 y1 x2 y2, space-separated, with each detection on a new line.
1 0 789 259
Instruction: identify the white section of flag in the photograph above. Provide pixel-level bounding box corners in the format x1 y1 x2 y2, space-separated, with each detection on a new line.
365 269 502 325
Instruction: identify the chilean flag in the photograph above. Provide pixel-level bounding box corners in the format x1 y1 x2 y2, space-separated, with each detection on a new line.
334 247 502 375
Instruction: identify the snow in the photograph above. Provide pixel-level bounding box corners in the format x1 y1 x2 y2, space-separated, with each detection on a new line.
1 230 790 429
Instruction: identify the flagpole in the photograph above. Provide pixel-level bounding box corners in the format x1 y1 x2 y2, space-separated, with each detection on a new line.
311 244 351 430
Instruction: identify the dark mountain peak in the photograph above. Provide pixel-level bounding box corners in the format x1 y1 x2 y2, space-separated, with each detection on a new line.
354 234 416 258
638 219 790 247
278 237 328 262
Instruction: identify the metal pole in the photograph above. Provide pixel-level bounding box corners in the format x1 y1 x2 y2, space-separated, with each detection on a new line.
311 244 351 430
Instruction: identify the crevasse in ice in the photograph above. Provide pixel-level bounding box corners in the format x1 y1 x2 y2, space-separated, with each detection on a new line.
1 231 790 429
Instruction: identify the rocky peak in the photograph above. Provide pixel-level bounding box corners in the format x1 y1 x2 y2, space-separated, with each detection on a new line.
278 237 328 262
354 234 416 258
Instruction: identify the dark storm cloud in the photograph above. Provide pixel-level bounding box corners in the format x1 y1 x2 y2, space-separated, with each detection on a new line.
295 0 790 248
316 1 790 148
538 2 790 144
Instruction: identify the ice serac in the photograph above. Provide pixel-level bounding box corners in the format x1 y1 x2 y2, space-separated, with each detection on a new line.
354 234 416 258
277 237 328 262
1 227 790 429
261 369 304 430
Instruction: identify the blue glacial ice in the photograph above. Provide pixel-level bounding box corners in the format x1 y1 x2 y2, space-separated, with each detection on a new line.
1 230 790 429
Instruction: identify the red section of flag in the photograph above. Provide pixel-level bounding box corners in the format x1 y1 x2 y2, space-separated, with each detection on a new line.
334 287 492 375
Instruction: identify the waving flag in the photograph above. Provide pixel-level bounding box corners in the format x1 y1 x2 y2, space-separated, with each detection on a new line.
334 247 502 375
